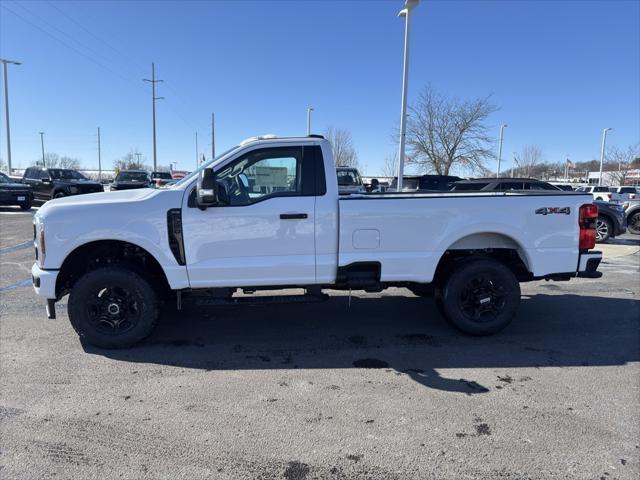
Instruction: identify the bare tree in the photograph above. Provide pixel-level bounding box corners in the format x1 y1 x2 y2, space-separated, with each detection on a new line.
0 157 6 173
405 84 498 176
324 126 359 168
113 150 147 172
59 156 81 169
607 143 640 185
517 145 544 177
381 152 397 178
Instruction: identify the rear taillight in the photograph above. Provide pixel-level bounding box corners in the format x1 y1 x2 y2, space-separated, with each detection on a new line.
606 192 612 200
579 203 598 251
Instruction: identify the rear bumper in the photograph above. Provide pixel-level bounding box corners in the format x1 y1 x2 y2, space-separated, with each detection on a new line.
31 263 58 299
577 251 602 278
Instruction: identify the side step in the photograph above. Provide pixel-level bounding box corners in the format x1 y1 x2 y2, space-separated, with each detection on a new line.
191 293 329 307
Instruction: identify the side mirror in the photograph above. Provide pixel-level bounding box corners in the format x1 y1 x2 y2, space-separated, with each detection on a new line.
196 168 219 210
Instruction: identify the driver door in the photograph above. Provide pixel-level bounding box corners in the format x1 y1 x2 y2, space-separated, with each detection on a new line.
181 146 317 288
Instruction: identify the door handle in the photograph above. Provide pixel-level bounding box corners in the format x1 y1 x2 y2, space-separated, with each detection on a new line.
280 213 308 220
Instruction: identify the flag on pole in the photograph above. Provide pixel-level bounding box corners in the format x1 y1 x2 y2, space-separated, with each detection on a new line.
566 159 576 169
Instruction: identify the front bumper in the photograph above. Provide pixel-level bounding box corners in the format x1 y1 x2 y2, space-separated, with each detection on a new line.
577 251 602 278
31 263 59 299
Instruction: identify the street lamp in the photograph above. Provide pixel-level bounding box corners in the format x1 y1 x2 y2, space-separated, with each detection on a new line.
39 132 45 167
1 58 21 174
496 123 507 178
598 127 612 186
306 107 314 136
395 0 419 192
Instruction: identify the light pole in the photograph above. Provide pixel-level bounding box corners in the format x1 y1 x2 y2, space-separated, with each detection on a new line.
496 124 507 177
1 58 21 174
39 132 45 167
396 0 419 192
306 107 314 136
598 127 611 186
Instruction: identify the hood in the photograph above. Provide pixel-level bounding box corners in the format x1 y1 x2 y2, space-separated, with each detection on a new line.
36 188 159 218
0 181 31 191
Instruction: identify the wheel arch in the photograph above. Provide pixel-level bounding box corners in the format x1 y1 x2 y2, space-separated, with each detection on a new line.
55 239 171 299
433 232 532 284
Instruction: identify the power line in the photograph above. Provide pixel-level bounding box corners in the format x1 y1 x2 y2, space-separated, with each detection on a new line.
1 2 142 89
45 0 148 77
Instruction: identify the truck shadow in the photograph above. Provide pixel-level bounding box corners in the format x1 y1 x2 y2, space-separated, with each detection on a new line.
84 293 640 394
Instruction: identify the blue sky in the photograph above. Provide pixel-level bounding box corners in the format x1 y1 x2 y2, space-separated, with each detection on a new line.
1 0 638 175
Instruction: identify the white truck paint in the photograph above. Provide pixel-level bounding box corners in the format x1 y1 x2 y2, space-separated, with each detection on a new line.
32 136 603 347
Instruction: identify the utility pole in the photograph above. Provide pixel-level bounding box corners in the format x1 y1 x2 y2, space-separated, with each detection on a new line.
306 107 314 136
496 124 507 177
598 127 611 186
211 112 215 158
195 131 199 168
143 62 163 171
39 132 45 167
135 152 142 164
97 127 102 181
1 59 20 175
396 0 419 192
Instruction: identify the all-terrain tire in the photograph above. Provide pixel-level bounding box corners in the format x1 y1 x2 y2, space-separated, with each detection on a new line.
440 259 520 336
68 266 159 348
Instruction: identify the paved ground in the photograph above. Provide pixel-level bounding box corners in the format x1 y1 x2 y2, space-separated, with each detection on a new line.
1 206 639 479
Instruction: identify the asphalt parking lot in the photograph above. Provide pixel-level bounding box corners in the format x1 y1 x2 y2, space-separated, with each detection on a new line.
1 206 639 480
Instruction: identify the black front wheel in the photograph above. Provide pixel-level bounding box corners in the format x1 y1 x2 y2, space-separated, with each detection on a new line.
440 259 521 336
628 212 640 235
68 266 159 348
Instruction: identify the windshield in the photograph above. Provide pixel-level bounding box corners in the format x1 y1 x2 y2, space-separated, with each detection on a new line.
117 171 149 182
172 145 240 188
152 172 172 179
336 169 362 186
49 169 87 180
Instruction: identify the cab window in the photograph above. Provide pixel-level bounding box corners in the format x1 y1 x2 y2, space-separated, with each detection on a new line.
215 147 302 206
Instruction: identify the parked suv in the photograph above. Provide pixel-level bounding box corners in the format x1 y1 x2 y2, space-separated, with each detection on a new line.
450 178 561 192
151 171 173 187
110 170 153 191
0 172 33 209
22 167 103 201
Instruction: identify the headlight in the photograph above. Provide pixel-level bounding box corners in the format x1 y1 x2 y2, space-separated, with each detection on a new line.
69 186 79 194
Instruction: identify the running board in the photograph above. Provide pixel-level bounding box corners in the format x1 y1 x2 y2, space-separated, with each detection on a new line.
191 293 329 307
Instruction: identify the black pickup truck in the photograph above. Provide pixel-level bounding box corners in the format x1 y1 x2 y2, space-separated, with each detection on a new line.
22 167 103 201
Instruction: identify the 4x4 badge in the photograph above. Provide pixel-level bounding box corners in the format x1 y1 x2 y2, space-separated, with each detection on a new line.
535 207 571 215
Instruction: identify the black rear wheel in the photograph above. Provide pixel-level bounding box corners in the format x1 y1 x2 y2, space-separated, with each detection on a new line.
68 266 159 348
628 212 640 235
19 201 32 210
440 259 520 336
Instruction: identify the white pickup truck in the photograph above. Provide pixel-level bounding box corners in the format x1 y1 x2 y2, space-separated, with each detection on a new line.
32 135 603 348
